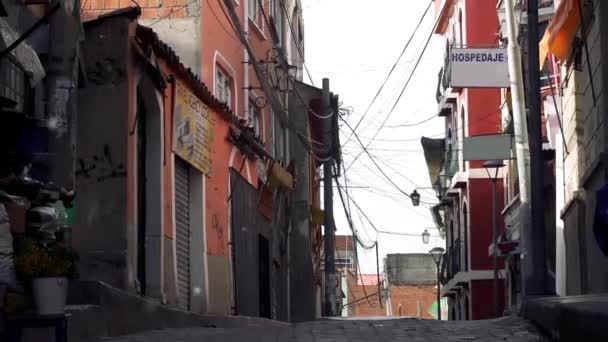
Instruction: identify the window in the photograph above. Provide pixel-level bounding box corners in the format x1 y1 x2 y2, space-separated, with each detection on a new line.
0 56 27 113
215 67 231 109
458 9 463 47
335 257 352 269
248 0 259 23
249 100 261 137
271 109 286 161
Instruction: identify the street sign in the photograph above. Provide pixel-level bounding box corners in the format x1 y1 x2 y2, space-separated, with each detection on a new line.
450 48 510 88
463 134 512 161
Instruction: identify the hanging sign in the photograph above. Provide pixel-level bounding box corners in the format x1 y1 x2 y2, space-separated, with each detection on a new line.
450 48 510 88
173 81 215 175
463 134 512 161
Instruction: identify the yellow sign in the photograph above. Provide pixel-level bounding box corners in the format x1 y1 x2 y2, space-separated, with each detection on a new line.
173 81 215 175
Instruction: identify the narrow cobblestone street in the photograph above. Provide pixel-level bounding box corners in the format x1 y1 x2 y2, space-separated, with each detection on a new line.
101 316 546 342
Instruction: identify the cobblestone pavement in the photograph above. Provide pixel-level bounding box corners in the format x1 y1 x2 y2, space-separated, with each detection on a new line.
101 316 547 342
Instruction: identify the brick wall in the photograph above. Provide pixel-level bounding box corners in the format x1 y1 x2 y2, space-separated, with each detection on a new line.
346 273 437 318
82 0 196 21
387 285 437 319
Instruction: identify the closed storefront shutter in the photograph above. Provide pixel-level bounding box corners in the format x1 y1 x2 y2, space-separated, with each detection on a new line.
175 157 191 310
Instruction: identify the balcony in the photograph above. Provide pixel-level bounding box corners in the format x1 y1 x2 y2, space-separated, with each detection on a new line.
433 142 464 203
441 239 463 284
435 53 458 117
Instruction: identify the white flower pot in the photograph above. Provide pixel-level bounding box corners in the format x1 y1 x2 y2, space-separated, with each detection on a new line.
32 277 68 315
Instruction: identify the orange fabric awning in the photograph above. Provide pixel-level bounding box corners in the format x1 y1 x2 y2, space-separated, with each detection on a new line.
539 0 581 69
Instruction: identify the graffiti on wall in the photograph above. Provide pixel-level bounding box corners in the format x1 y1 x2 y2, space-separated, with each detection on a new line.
211 213 227 256
76 144 126 182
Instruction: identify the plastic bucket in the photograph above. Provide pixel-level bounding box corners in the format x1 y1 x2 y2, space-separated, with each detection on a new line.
32 277 68 315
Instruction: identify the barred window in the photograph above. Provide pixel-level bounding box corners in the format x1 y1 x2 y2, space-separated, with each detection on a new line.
0 56 27 113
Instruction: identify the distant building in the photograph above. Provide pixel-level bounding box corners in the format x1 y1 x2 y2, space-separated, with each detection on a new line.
335 235 357 272
344 254 438 319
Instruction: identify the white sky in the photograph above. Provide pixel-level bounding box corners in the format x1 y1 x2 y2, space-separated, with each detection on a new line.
301 0 447 274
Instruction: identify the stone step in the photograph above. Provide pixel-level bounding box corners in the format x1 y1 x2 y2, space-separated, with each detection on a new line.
522 294 608 341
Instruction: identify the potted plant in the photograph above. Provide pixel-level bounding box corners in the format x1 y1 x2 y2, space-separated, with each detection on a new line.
14 238 78 315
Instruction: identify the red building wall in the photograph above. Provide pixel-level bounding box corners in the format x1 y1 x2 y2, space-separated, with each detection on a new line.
468 178 505 271
470 279 506 320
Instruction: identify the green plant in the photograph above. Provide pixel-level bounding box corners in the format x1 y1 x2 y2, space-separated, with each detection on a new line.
14 239 78 279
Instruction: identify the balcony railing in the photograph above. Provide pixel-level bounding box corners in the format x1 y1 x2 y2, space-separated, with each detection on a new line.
435 48 459 117
441 239 464 284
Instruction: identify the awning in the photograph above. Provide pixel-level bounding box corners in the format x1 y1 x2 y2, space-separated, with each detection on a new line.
0 18 45 85
420 136 445 186
539 0 581 69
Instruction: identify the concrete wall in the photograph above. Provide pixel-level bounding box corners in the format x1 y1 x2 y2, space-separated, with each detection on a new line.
139 17 201 77
560 0 608 295
76 17 132 290
385 254 436 286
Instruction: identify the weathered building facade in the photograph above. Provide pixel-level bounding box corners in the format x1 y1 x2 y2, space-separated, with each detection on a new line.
422 0 506 320
77 0 330 323
495 0 558 311
535 0 608 296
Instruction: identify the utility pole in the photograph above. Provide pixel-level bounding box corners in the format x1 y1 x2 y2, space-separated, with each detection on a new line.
322 78 337 317
504 0 536 301
47 0 80 189
526 0 549 296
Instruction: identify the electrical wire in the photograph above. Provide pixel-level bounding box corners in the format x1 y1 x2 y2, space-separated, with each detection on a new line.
279 0 315 86
543 70 570 155
338 180 439 250
344 4 444 173
255 0 333 124
385 113 439 128
344 166 378 244
342 0 434 148
350 162 437 207
216 0 327 159
205 0 241 42
334 170 377 250
148 0 199 26
350 106 504 144
340 116 439 206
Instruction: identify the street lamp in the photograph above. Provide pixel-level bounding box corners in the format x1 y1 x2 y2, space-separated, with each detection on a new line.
421 229 430 244
410 190 421 206
429 247 445 320
483 159 505 318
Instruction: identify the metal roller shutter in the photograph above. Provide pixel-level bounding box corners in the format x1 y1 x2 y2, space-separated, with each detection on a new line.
175 157 191 310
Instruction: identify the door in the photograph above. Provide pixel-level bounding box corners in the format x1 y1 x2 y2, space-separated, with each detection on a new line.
175 157 191 310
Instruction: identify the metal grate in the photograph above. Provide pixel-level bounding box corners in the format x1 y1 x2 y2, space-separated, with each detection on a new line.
0 55 27 113
175 157 191 311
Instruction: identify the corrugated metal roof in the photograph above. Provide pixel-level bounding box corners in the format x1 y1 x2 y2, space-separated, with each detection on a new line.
357 274 383 286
